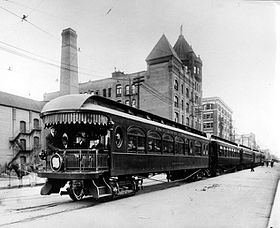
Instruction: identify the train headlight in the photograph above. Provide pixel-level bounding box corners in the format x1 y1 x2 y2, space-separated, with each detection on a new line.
50 153 63 172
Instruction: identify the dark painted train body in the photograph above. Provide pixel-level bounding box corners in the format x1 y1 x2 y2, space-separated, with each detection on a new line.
38 95 264 201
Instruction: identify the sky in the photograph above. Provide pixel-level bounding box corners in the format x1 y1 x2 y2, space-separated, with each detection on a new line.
0 0 279 156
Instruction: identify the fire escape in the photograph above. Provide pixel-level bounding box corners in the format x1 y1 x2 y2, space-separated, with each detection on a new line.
8 125 42 166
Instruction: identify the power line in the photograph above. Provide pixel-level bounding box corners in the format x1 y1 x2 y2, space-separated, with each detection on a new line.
0 39 110 79
0 5 60 42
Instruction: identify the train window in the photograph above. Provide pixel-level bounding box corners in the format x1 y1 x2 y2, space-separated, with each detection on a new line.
163 134 174 154
175 136 184 154
147 131 161 154
185 138 189 155
205 144 209 156
115 127 123 148
219 146 222 156
194 141 202 155
127 127 145 153
189 140 193 155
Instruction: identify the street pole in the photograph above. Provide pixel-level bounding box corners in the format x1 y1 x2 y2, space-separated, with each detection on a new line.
133 76 145 109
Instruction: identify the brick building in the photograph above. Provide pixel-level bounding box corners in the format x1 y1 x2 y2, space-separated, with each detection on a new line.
202 97 233 140
78 33 203 130
0 91 44 170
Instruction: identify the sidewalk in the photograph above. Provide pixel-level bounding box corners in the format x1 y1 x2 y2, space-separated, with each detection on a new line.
0 173 46 190
268 179 280 228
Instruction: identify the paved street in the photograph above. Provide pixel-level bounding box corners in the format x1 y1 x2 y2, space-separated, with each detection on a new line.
0 164 279 228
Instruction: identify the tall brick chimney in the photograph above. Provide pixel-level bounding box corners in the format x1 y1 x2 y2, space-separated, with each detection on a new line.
60 28 79 96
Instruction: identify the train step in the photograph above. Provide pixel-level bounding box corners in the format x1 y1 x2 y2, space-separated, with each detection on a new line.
98 193 112 198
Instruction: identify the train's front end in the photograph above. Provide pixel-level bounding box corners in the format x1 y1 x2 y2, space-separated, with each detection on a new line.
38 94 113 200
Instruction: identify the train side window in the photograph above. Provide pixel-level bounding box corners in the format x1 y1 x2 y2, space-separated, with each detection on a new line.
127 127 145 153
189 140 193 155
185 138 189 155
219 145 222 156
147 131 161 154
163 134 174 154
175 136 184 155
205 144 209 156
115 127 123 148
194 141 202 155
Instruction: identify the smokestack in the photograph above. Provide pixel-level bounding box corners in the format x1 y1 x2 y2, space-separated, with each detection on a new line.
60 28 79 96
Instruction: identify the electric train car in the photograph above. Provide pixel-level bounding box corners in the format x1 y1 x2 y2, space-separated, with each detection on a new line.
38 94 210 201
209 135 241 173
239 145 254 169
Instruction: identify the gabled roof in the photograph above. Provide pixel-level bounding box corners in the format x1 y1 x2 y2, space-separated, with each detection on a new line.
173 34 195 61
146 34 181 63
0 91 45 112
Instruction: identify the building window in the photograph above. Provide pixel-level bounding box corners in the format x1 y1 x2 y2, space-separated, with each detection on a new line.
34 136 40 149
125 85 130 95
20 121 26 133
182 115 184 125
186 117 189 126
108 88 112 97
181 84 184 94
20 139 26 150
131 84 136 94
125 100 130 106
174 112 179 122
174 96 179 108
95 90 99 95
33 118 39 129
186 88 189 98
103 89 107 97
181 100 184 110
186 103 189 113
174 79 178 90
116 84 122 97
132 99 136 108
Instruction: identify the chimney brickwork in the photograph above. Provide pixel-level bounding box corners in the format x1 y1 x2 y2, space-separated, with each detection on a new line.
60 28 79 96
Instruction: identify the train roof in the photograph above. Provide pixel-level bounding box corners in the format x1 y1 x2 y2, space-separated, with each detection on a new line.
210 135 238 147
41 94 207 138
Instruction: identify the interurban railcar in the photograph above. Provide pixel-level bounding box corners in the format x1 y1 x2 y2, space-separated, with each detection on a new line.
38 94 209 201
38 94 259 201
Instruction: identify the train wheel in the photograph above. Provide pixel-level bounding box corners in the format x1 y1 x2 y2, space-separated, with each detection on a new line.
67 186 84 201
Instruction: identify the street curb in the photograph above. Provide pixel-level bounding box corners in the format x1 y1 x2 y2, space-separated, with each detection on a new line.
0 182 44 190
267 180 280 228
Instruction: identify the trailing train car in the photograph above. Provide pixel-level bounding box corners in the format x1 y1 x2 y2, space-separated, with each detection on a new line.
209 135 240 173
38 94 210 200
239 145 254 169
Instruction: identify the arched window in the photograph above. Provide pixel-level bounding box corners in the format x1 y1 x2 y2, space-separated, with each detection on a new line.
125 100 130 106
20 121 26 133
132 99 136 108
163 134 174 154
33 118 39 129
147 131 161 154
127 127 145 153
175 136 184 154
194 141 202 155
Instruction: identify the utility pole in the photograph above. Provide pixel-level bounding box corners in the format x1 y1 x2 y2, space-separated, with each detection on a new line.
133 76 145 109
